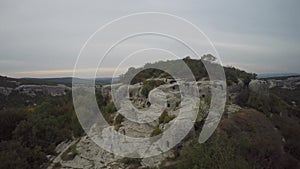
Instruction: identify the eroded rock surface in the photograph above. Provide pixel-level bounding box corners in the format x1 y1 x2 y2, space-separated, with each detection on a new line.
48 80 218 169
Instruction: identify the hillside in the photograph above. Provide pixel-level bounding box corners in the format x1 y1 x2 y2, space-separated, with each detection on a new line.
0 58 300 169
121 56 256 86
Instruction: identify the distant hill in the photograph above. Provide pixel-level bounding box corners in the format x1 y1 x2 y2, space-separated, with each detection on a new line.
121 55 257 85
0 75 117 87
34 77 117 84
257 73 300 79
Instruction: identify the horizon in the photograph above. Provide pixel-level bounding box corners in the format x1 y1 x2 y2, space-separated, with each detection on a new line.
2 69 300 79
2 60 300 79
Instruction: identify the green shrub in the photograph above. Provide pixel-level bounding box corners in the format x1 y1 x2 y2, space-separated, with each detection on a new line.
150 126 162 137
0 140 47 169
141 80 165 98
119 157 141 169
236 89 290 117
104 102 117 114
158 110 176 124
163 114 176 124
236 89 250 106
176 131 252 169
0 109 26 140
159 110 168 124
121 57 256 86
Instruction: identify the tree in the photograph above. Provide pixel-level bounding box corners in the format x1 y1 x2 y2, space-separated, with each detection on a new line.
0 109 26 140
0 140 47 169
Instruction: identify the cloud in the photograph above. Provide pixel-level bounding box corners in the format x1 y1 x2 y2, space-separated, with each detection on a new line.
0 0 299 77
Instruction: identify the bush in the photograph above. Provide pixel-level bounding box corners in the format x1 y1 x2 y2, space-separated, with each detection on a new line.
0 109 26 140
225 66 256 86
121 57 256 86
164 114 176 124
119 157 141 169
158 110 176 124
159 110 168 124
104 102 117 114
0 140 47 169
150 126 162 137
176 131 252 169
236 89 250 106
141 80 165 98
236 89 290 117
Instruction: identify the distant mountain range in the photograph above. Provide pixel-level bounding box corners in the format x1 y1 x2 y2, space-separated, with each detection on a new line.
20 77 119 84
257 73 300 79
2 72 300 87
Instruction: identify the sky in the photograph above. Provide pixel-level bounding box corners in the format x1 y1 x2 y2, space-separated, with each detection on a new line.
0 0 299 78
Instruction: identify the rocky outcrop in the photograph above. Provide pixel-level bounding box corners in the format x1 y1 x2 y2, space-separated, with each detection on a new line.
267 76 300 90
15 84 71 97
0 84 71 97
0 87 13 96
249 80 269 96
49 80 216 169
48 136 124 169
225 104 242 117
267 79 284 89
227 79 244 93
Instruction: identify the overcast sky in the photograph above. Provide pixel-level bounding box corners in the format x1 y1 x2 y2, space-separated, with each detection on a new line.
0 0 299 78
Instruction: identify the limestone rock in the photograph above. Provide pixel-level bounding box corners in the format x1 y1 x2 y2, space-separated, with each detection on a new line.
249 80 269 96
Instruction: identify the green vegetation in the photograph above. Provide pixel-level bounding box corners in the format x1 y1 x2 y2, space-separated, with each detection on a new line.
0 109 26 140
225 66 256 86
119 157 141 169
121 56 256 86
96 90 108 110
151 110 175 137
196 101 209 122
0 140 47 169
158 110 176 124
0 94 84 168
96 90 117 124
0 91 42 110
235 88 300 164
236 88 294 117
270 86 300 110
104 102 117 114
176 131 251 169
0 64 299 169
61 143 78 161
150 125 162 137
141 79 166 98
123 67 169 85
173 109 298 169
96 89 119 124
